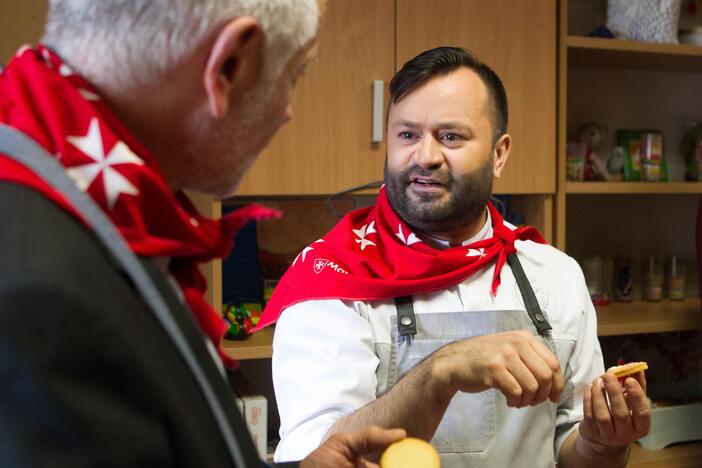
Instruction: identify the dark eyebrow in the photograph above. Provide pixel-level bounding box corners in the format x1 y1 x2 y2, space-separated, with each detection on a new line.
391 119 472 133
391 119 421 129
434 121 472 133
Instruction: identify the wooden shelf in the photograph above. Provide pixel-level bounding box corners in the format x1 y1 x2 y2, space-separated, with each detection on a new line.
629 441 702 468
568 36 702 72
596 299 702 336
222 327 274 360
220 299 702 358
565 182 702 194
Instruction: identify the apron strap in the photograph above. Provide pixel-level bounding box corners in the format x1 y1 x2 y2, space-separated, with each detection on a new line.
393 253 553 338
395 295 417 338
507 253 552 335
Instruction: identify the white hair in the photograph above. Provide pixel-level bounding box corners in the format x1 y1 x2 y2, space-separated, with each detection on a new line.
42 0 318 87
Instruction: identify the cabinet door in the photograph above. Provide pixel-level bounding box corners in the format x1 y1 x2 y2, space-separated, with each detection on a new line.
236 0 394 195
0 0 46 64
396 0 556 194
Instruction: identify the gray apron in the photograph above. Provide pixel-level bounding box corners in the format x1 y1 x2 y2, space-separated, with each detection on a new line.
385 254 559 468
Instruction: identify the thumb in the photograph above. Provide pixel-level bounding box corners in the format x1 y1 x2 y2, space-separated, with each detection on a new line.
346 426 406 456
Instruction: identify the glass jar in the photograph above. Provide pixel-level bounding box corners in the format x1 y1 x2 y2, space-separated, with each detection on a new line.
640 132 664 182
644 256 664 301
667 256 686 301
582 255 611 305
613 258 634 302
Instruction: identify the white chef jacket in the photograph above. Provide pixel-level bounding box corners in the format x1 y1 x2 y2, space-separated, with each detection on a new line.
272 215 604 463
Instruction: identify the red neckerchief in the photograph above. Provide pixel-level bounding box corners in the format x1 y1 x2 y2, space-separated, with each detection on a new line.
255 187 545 330
0 45 279 368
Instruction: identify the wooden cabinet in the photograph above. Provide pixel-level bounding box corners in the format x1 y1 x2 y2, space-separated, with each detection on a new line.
0 0 45 64
235 0 394 195
396 0 557 195
238 0 557 196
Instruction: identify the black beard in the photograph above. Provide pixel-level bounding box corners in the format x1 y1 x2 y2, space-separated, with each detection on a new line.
384 158 493 235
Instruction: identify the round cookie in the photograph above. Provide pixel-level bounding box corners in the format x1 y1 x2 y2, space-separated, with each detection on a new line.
380 437 440 468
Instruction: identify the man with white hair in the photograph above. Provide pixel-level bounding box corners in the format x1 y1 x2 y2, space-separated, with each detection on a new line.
0 1 405 466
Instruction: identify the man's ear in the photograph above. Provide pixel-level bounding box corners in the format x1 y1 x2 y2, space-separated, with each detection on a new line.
203 16 262 119
492 133 511 179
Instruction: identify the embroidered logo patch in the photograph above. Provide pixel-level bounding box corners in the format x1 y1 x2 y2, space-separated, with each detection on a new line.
313 258 330 274
312 258 349 275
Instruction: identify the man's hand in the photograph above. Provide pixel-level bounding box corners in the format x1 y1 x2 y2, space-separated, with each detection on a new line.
300 426 406 468
324 331 563 445
579 371 651 448
558 371 651 468
432 330 564 407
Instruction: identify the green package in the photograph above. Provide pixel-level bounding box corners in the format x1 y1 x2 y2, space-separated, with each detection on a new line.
617 129 667 182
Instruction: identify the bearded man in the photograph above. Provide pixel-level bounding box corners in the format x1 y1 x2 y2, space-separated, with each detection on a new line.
260 47 651 468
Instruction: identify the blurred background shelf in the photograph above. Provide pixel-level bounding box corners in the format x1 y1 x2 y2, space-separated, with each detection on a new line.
596 299 702 336
629 441 702 468
222 328 274 360
568 35 702 72
565 182 702 194
221 298 702 360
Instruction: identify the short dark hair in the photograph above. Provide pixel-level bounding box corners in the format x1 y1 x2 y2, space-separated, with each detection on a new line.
389 47 508 142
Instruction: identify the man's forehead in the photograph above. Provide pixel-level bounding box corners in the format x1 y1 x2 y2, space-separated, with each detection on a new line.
389 68 490 119
411 68 487 102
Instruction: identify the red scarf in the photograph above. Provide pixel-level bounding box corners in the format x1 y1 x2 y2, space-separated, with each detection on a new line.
256 187 545 330
0 45 279 368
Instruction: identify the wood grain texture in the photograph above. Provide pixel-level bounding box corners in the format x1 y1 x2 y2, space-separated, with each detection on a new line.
556 0 568 250
0 0 46 64
188 192 222 312
628 441 702 468
509 195 550 241
568 36 702 73
236 0 393 195
222 327 274 360
566 182 702 194
596 299 702 336
396 0 557 194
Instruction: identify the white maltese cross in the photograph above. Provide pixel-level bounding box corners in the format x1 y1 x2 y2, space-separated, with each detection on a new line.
66 118 144 210
352 221 377 251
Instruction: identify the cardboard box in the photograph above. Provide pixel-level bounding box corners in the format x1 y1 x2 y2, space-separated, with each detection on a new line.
638 403 702 450
231 376 267 459
639 377 702 450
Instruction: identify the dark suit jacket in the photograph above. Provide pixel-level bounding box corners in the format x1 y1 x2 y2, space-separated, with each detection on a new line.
0 182 274 467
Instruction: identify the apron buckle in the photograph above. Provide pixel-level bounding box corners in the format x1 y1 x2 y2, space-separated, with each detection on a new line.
395 295 417 338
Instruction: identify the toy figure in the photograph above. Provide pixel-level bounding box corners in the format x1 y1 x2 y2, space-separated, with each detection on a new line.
577 122 611 181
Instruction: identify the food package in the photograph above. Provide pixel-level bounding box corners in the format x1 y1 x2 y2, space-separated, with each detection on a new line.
617 129 668 182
